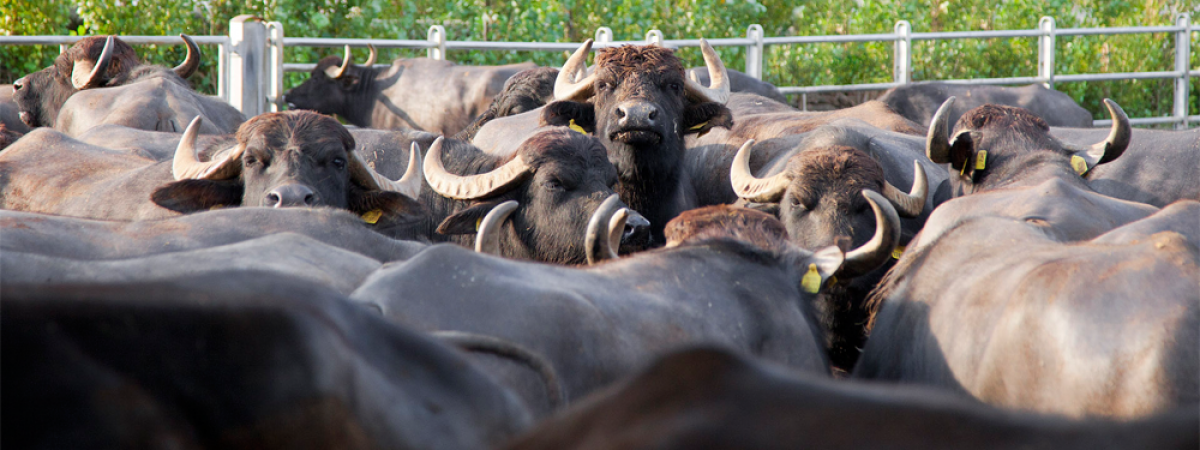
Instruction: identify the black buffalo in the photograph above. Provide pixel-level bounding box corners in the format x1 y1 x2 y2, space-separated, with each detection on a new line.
878 82 1093 128
283 45 534 135
351 204 897 415
504 347 1200 450
1051 126 1199 207
3 274 532 449
455 66 560 142
0 111 423 232
539 40 735 243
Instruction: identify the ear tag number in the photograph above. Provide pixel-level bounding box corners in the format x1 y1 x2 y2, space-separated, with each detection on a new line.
975 150 988 170
801 263 823 294
891 245 906 259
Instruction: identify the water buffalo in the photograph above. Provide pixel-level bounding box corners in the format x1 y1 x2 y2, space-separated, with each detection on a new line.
1 84 32 135
0 111 423 230
1051 126 1199 207
420 130 650 264
857 204 1198 418
351 202 897 416
687 66 788 104
504 347 1200 450
3 273 532 449
12 35 219 133
283 45 535 135
539 40 736 243
878 82 1093 128
455 66 560 141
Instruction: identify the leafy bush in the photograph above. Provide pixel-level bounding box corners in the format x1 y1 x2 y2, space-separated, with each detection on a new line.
3 0 1197 120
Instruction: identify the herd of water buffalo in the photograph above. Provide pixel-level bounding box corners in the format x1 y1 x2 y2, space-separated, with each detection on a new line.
2 32 1198 449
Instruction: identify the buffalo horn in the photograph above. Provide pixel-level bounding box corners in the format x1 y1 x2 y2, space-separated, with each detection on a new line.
172 34 201 79
586 194 627 265
171 117 244 180
682 39 731 104
554 39 597 101
925 96 956 164
1061 98 1130 170
363 44 377 68
475 200 519 255
71 35 115 90
350 142 423 198
839 190 901 278
325 45 354 79
423 136 532 200
880 161 928 217
730 139 790 203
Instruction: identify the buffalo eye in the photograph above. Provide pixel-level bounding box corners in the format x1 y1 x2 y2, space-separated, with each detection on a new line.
595 81 610 92
542 178 564 191
244 155 260 167
330 157 346 170
668 82 682 93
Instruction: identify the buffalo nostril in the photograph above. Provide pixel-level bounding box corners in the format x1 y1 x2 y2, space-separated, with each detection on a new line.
648 109 657 120
615 107 626 119
266 193 281 206
303 193 315 205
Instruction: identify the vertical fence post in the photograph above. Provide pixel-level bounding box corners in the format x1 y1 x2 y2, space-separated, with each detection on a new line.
595 27 613 44
266 22 285 113
745 24 764 80
228 15 266 117
1038 16 1056 89
60 43 69 54
645 29 664 46
217 43 228 102
893 21 911 84
1174 13 1191 130
427 25 446 60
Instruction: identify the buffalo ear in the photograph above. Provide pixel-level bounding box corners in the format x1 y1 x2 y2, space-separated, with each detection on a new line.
541 101 595 132
948 131 974 172
736 199 780 217
151 179 243 213
348 188 430 239
683 102 733 136
437 200 504 235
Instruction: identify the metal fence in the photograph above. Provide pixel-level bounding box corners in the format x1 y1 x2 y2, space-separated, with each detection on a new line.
3 13 1196 129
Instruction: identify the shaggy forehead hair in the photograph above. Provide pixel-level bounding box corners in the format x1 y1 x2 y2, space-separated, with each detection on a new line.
665 205 789 251
236 111 354 152
956 104 1050 134
595 45 685 78
53 36 141 83
786 146 887 195
517 128 612 169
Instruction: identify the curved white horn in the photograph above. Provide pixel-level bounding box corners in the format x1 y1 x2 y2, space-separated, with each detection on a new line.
475 200 519 255
325 45 353 79
423 137 532 200
554 39 597 101
171 117 244 180
586 194 626 265
925 96 956 164
880 161 927 218
172 34 201 79
729 139 790 203
840 190 901 278
682 39 730 104
71 36 115 90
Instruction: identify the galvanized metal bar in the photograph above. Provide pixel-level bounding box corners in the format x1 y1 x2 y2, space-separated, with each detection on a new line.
427 25 446 60
746 24 764 80
1058 25 1188 36
217 43 227 101
1055 71 1183 82
778 82 901 94
1096 116 1184 126
1038 17 1055 89
933 76 1047 85
443 41 584 51
228 15 267 117
283 37 430 48
645 29 664 46
660 38 756 47
266 21 285 113
910 29 1044 40
1174 13 1191 129
894 21 912 84
0 35 227 45
762 33 899 45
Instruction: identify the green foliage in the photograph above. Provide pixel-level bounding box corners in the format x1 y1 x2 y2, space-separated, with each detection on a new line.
3 0 1197 120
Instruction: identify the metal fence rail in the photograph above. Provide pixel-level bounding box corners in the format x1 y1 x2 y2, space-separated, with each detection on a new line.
2 14 1195 128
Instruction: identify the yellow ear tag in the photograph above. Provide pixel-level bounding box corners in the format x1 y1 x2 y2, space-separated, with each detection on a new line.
361 209 383 224
568 119 586 134
475 217 483 231
687 121 708 131
208 204 225 211
1070 155 1089 175
891 245 906 259
801 263 823 294
975 150 988 170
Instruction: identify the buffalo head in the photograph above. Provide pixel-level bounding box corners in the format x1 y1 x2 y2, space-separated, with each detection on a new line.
153 111 423 224
925 98 1130 195
730 140 925 252
283 45 377 124
425 129 651 264
13 35 199 128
